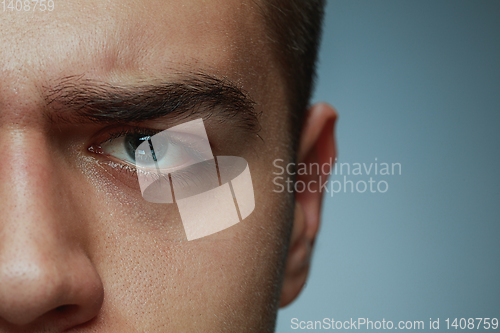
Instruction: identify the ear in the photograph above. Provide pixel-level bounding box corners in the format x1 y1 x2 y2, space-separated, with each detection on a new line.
279 102 337 307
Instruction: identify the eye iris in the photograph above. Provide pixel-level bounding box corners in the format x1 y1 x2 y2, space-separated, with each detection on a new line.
124 133 169 166
125 134 150 162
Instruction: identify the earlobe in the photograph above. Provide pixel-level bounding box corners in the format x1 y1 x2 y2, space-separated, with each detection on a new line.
279 103 337 307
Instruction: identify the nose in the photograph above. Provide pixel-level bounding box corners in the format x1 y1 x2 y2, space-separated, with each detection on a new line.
0 131 104 331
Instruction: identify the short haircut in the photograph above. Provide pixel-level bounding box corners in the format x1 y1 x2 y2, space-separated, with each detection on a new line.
258 0 326 145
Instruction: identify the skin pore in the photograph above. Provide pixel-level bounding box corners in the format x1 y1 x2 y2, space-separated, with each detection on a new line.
0 0 336 332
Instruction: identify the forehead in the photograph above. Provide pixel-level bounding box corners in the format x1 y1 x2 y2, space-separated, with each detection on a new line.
0 0 270 88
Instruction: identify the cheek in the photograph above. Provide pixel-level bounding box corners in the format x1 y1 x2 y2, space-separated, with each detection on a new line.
72 152 288 329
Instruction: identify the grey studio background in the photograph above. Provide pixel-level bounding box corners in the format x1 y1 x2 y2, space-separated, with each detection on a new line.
276 1 500 332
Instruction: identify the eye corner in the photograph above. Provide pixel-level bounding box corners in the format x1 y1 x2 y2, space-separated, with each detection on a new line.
87 143 104 155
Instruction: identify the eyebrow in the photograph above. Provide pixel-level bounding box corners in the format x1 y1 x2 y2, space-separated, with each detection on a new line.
44 73 260 133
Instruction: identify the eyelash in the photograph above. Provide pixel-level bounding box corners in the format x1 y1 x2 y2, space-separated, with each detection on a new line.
99 127 161 145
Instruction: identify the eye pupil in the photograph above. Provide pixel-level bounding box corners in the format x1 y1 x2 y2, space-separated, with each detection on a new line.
125 133 169 166
125 134 151 161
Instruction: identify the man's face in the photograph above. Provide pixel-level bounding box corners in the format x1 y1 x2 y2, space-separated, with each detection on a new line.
0 0 295 331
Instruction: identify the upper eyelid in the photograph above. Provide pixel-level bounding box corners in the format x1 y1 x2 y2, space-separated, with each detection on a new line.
98 127 161 145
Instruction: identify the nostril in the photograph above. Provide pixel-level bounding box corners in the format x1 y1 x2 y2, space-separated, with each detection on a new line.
55 305 68 312
54 304 77 314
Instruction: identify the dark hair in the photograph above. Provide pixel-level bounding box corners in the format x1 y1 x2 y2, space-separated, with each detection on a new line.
259 0 326 142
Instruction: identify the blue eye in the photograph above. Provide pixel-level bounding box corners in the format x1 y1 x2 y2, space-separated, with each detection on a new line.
125 134 171 167
124 134 153 162
100 130 200 172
